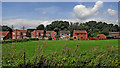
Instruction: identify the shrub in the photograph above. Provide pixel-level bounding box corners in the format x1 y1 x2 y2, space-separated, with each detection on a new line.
29 38 39 40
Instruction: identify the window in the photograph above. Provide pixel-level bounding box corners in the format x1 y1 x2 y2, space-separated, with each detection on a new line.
13 36 15 39
74 37 77 39
17 36 19 39
67 34 69 35
76 33 79 35
41 33 43 35
47 33 49 35
32 33 34 35
23 33 26 35
54 33 56 35
61 34 64 35
17 32 20 35
13 32 15 35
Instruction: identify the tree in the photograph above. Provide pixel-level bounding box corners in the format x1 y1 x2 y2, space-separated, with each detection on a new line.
0 25 12 32
55 35 60 40
36 24 44 30
102 28 109 35
27 29 35 37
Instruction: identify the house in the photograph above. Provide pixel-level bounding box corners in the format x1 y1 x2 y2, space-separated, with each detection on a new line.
109 32 120 39
12 30 29 39
0 31 11 40
31 30 44 39
73 30 88 40
60 31 70 40
46 31 57 40
95 34 106 40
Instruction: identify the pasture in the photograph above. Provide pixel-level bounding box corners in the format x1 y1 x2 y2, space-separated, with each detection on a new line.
2 39 119 67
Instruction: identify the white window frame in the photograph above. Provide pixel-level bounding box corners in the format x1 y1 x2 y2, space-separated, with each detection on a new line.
13 32 15 35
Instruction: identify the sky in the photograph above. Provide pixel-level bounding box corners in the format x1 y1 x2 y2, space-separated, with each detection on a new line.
2 1 118 29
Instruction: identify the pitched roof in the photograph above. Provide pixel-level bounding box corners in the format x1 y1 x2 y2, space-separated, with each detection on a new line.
0 31 10 37
32 30 44 33
96 34 106 36
74 30 87 33
13 30 27 32
46 31 55 33
60 31 70 34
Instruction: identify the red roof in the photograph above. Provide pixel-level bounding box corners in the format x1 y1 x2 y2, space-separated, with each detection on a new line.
13 30 27 32
74 30 87 33
0 31 10 37
96 34 106 36
32 30 44 33
46 31 55 33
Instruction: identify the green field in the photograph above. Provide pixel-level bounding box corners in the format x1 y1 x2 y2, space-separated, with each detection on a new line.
2 39 119 67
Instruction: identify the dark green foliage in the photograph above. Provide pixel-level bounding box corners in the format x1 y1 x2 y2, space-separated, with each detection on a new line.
36 24 44 30
29 38 39 40
45 21 119 37
27 29 35 37
55 35 60 39
0 25 13 32
48 37 52 40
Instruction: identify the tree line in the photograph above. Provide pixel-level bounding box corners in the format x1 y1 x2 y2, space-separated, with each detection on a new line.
0 20 119 37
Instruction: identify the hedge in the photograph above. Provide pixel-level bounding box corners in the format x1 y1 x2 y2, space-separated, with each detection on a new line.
2 38 39 44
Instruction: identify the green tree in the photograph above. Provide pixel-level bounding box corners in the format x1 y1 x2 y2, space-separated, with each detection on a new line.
0 25 12 32
36 24 44 30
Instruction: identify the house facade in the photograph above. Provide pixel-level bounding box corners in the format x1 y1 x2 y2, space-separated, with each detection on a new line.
95 34 106 40
0 31 11 40
73 30 88 40
12 30 29 39
31 30 44 39
46 31 57 39
60 31 70 40
109 32 120 39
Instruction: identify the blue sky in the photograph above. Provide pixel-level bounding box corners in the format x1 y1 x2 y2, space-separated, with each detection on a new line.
2 2 118 20
2 1 118 29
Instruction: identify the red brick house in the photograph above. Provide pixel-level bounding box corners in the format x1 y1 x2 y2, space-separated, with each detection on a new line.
12 30 29 39
73 30 88 40
31 30 44 39
0 31 11 40
46 31 57 39
95 34 106 40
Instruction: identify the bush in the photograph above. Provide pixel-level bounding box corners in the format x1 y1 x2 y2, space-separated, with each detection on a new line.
48 37 52 40
29 38 39 40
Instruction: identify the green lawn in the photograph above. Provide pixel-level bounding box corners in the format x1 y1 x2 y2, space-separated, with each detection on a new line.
2 39 119 67
2 39 118 57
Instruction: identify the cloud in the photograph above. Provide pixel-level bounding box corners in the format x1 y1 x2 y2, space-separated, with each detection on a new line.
73 1 103 20
85 18 118 24
2 19 52 29
2 17 118 30
107 9 117 16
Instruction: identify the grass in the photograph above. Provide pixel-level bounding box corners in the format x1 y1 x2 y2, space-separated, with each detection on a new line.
2 39 119 67
2 39 118 57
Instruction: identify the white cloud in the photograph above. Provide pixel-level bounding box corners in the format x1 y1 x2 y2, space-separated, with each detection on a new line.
2 19 52 29
74 1 103 20
2 18 118 30
85 18 118 24
107 9 117 16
